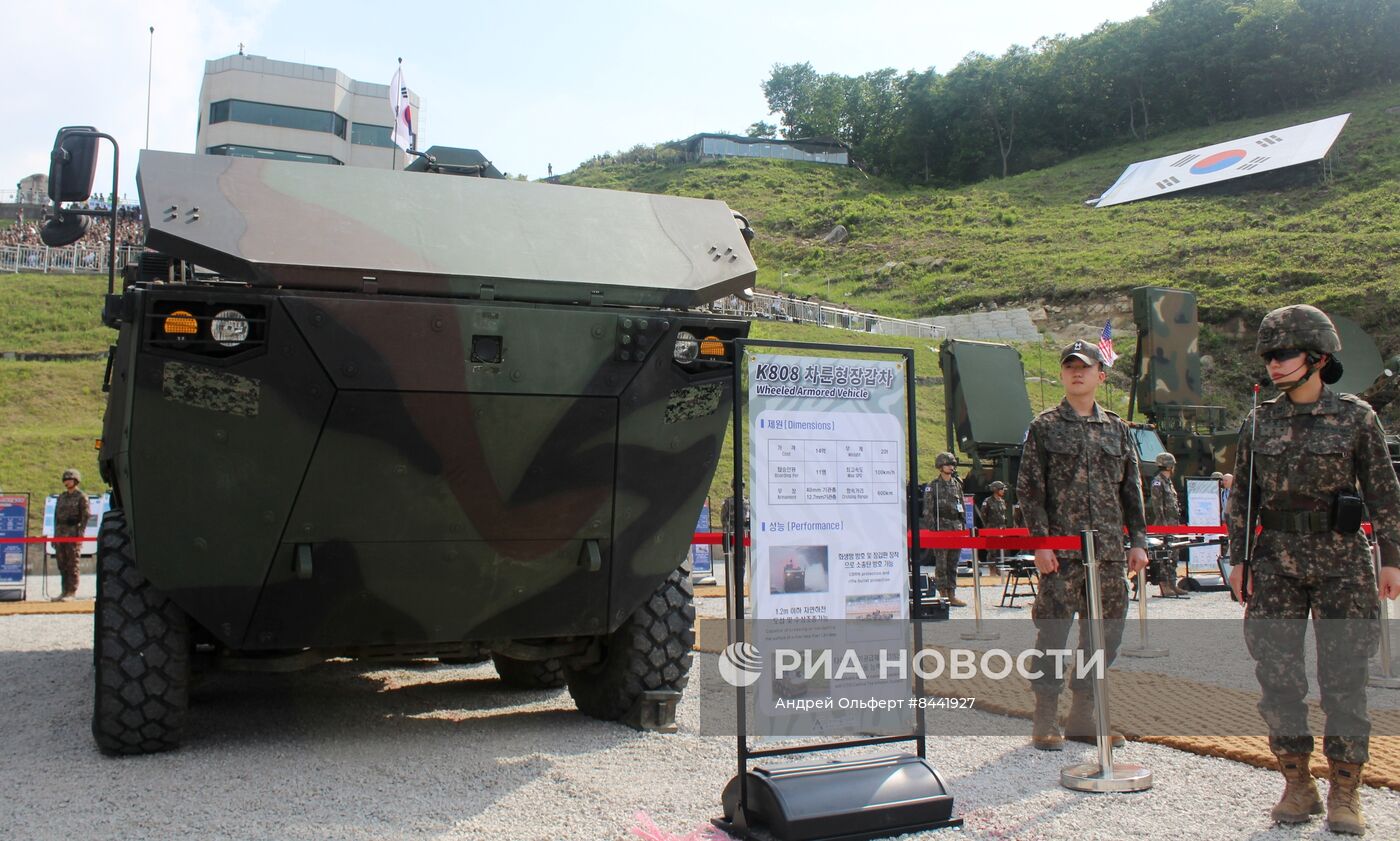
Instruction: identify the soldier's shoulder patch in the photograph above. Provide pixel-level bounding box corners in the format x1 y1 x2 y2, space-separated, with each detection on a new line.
1152 476 1163 487
1338 392 1374 412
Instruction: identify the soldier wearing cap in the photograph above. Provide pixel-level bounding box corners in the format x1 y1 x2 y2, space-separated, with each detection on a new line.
1229 304 1400 835
52 468 90 601
1149 452 1190 598
1016 339 1149 751
921 451 966 606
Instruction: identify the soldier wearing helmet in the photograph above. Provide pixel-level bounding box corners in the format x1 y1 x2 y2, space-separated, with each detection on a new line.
1148 451 1189 598
978 480 1012 571
52 468 90 602
1016 340 1149 752
1230 304 1400 834
920 451 966 607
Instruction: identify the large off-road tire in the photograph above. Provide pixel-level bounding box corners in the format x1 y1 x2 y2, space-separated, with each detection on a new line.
491 653 567 689
566 565 694 720
92 509 191 755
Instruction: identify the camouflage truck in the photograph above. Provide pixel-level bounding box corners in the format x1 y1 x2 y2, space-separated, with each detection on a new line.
42 129 754 755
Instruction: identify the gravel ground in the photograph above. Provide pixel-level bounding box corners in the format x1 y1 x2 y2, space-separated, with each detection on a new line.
4 613 1399 840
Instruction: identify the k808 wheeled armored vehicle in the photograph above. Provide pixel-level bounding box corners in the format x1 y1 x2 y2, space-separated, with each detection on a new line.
41 128 754 754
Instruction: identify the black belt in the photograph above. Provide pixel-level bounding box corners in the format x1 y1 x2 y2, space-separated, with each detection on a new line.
1259 509 1332 534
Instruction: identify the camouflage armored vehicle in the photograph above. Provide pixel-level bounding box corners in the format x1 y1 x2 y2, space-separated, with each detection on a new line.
44 130 754 754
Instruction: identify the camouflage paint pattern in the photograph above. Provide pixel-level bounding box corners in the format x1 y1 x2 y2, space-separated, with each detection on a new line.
1131 286 1203 413
1230 386 1400 763
98 151 754 651
1016 398 1149 565
162 361 261 417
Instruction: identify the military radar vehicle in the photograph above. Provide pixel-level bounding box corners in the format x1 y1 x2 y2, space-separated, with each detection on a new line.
42 127 754 755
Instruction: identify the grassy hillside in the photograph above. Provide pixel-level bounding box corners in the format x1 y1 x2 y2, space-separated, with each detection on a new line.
563 83 1400 334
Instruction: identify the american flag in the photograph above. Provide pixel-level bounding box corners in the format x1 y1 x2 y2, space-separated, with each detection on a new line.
1098 319 1118 368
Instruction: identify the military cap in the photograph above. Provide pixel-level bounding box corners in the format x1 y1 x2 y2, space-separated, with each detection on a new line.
62 468 81 483
1060 339 1104 367
989 481 1007 492
1154 452 1176 469
1256 304 1341 356
935 451 958 468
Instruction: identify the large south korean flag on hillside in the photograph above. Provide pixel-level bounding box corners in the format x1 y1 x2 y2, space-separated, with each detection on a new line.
1093 113 1349 208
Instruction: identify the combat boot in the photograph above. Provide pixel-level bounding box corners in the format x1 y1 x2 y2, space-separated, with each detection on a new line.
1269 753 1322 824
1031 692 1063 751
1168 580 1191 597
1063 689 1125 747
947 595 967 607
1325 760 1366 835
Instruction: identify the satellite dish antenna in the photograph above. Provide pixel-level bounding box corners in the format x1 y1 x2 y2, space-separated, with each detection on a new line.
1327 313 1382 396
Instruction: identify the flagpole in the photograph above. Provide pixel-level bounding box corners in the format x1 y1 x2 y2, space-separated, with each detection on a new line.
390 57 401 170
145 26 154 149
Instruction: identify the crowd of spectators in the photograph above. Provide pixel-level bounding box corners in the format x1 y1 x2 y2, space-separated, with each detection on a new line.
2 213 144 250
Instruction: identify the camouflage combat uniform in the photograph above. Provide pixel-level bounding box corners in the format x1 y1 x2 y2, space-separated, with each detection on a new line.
921 474 965 599
1230 387 1400 764
979 494 1011 529
1016 398 1148 696
53 488 90 596
979 492 1011 568
1149 470 1181 585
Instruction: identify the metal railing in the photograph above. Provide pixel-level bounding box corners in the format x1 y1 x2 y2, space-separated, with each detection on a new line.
708 290 944 339
1 244 145 274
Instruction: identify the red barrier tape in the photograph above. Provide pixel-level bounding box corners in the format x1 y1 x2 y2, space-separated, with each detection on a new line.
0 537 87 544
691 522 1373 548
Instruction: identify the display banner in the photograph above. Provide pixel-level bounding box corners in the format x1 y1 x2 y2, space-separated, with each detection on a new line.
747 354 913 737
692 499 713 576
1184 477 1222 573
0 494 28 593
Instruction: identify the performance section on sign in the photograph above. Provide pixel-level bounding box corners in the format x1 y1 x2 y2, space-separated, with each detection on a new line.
746 354 915 738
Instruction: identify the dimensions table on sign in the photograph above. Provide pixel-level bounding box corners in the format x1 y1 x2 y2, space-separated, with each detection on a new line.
766 438 901 505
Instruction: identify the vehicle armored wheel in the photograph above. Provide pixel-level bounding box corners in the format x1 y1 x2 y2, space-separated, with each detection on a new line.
565 565 694 720
92 509 191 755
492 653 567 689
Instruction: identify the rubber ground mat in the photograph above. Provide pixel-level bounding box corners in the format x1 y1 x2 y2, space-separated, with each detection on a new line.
920 648 1400 791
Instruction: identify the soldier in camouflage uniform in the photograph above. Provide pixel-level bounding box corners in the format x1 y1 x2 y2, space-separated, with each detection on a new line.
921 452 966 606
979 481 1011 570
1148 452 1189 598
1017 340 1149 751
1230 305 1400 835
52 468 90 602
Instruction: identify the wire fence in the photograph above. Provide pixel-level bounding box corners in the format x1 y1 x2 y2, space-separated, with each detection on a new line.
0 245 145 275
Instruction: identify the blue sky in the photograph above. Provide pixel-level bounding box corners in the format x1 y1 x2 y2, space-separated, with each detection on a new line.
4 0 1154 198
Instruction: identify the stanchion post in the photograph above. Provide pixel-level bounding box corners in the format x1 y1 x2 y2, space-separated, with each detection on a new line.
961 529 999 641
1061 529 1152 793
1370 541 1400 690
1121 567 1167 658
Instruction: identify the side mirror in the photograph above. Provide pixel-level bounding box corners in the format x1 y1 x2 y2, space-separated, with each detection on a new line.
48 126 100 203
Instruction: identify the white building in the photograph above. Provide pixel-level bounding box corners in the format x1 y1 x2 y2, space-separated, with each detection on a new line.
195 54 421 169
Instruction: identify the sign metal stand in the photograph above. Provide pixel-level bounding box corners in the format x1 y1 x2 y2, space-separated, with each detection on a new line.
715 338 961 840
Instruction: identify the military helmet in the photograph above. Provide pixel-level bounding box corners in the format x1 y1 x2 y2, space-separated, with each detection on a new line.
1154 452 1176 469
62 468 81 483
1256 305 1341 356
989 481 1006 492
935 452 957 468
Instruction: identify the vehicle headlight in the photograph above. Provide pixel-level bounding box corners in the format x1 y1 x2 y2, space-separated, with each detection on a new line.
210 309 250 347
673 331 700 364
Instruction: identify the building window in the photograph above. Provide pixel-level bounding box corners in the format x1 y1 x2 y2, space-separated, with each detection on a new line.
206 144 343 166
208 99 347 139
351 123 396 148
